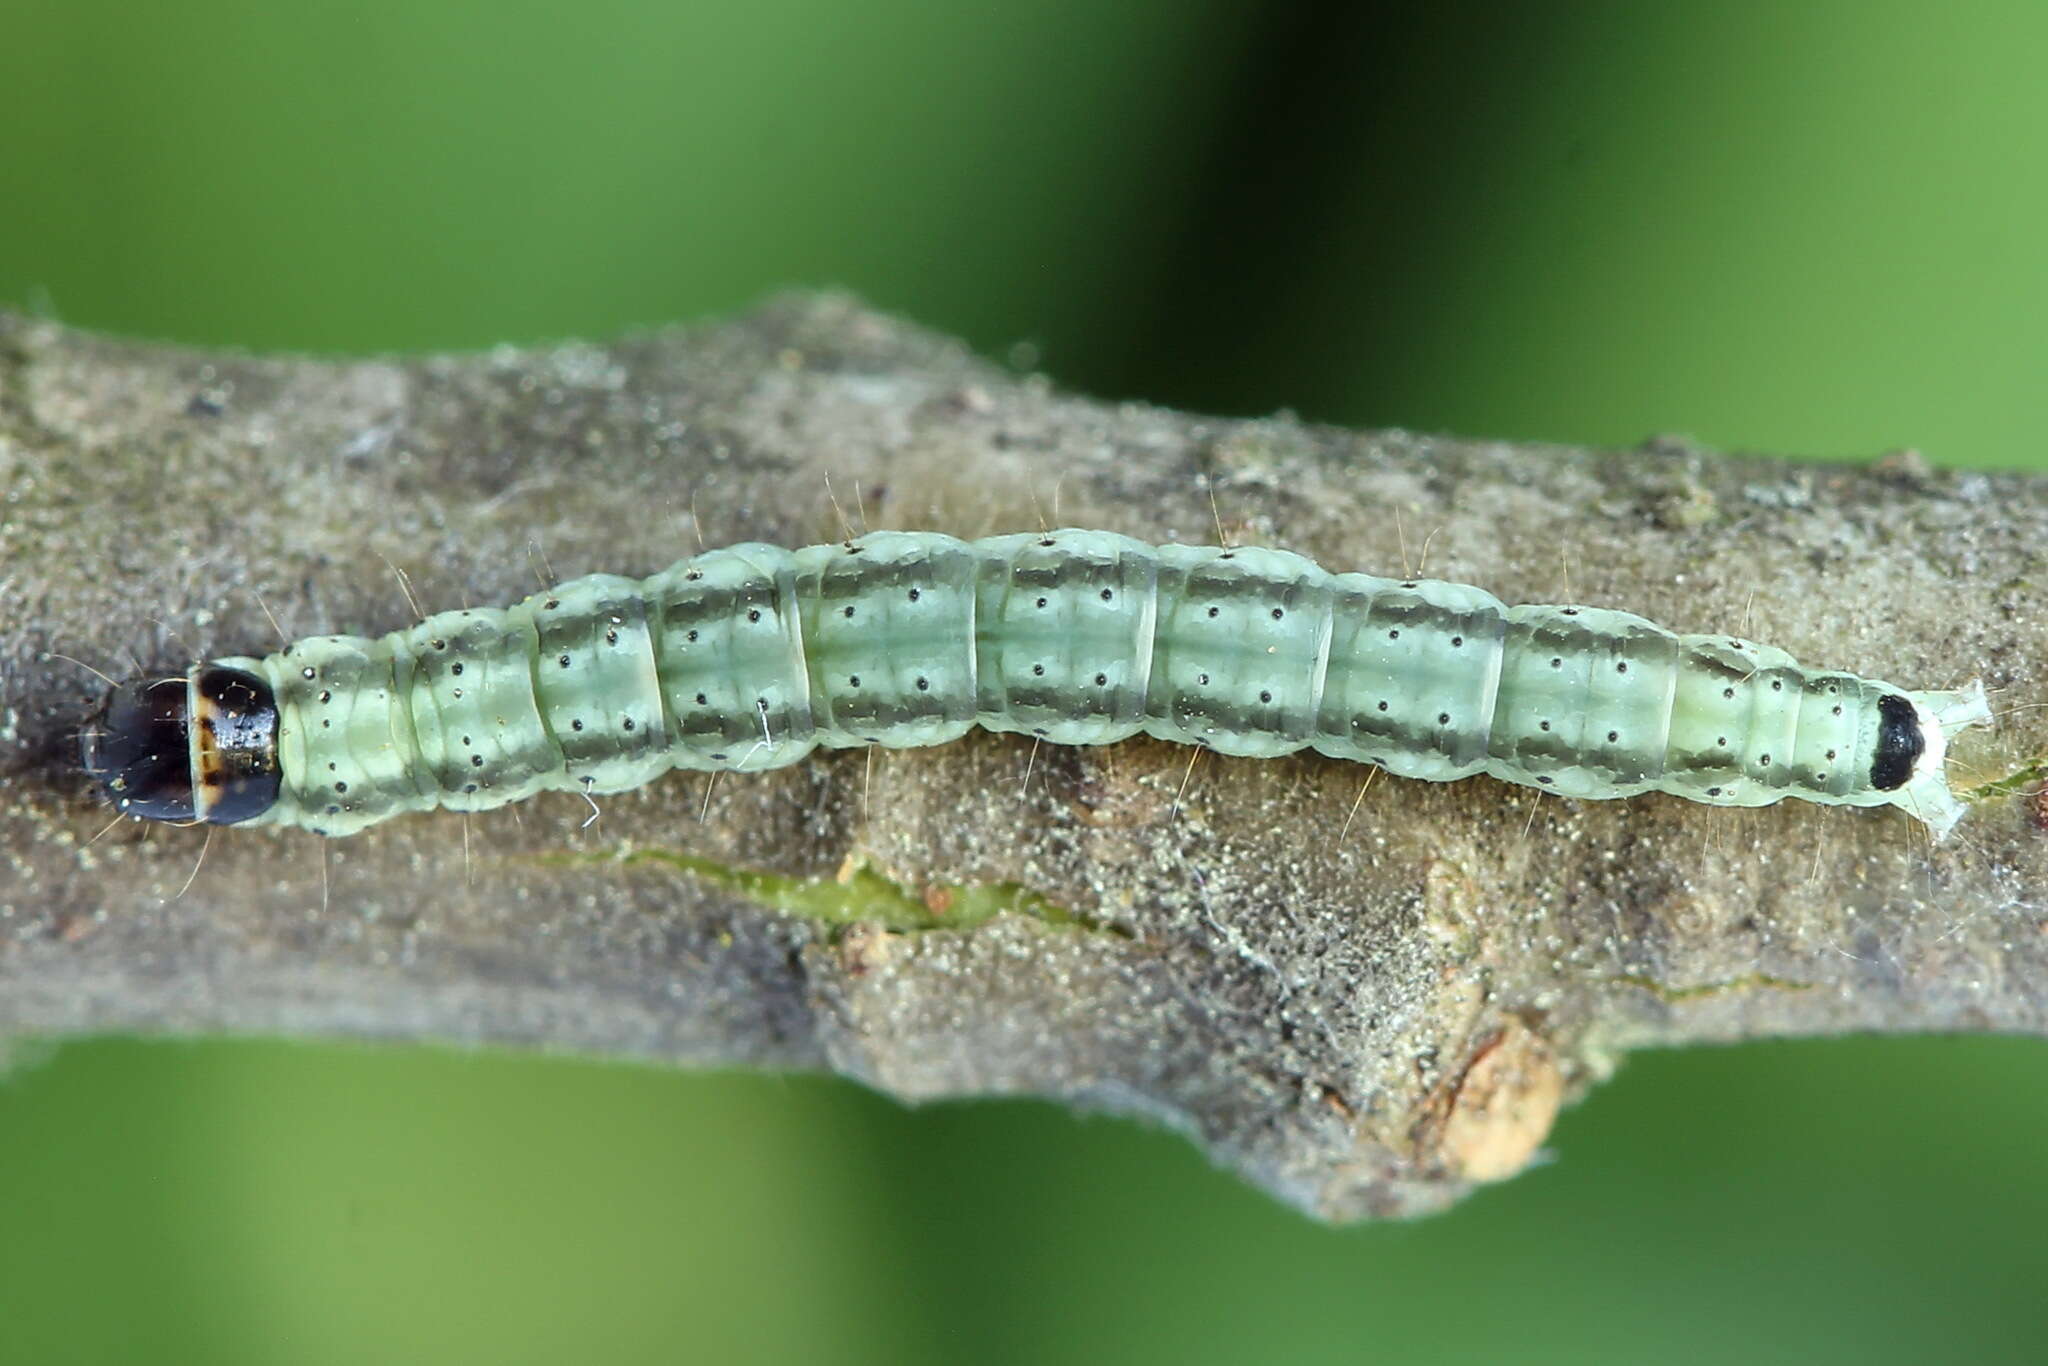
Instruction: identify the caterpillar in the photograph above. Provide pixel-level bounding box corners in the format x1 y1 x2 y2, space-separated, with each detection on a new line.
81 529 1992 840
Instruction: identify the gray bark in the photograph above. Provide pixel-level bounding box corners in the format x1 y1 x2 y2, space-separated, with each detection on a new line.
2 293 2042 1220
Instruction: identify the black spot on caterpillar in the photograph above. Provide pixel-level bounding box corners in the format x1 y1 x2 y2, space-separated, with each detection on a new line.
80 529 1992 838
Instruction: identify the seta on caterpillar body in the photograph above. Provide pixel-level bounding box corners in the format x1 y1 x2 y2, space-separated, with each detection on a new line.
82 529 1992 840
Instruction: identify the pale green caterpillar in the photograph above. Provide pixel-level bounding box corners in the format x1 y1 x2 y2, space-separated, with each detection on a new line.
81 529 1992 839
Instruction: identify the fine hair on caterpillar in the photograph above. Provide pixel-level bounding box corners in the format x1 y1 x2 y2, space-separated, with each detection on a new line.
79 529 1994 842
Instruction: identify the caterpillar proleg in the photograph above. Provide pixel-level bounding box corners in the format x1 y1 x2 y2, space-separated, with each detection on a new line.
82 530 1992 840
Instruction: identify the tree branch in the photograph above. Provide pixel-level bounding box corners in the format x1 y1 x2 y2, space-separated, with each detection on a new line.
3 293 2042 1219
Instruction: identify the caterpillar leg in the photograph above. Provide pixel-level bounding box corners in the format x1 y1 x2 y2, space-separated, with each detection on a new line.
1895 679 1993 842
1919 679 1994 736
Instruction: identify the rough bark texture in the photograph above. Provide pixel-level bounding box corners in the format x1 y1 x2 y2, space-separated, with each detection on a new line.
2 294 2042 1220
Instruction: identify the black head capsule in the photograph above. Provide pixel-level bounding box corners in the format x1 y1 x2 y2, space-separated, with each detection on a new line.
81 666 282 824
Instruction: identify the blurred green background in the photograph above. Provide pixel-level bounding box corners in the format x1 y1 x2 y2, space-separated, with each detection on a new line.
4 2 2046 1362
